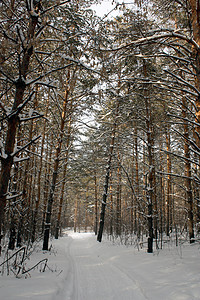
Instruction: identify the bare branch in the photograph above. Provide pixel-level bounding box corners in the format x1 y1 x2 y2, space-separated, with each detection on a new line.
40 0 70 16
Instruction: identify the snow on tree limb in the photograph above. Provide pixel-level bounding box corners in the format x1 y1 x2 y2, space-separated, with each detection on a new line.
102 32 199 52
11 135 41 157
26 64 74 86
40 0 71 16
164 70 200 95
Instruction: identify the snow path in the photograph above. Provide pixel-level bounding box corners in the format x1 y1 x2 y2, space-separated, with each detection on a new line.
57 233 147 300
53 232 200 300
1 231 200 300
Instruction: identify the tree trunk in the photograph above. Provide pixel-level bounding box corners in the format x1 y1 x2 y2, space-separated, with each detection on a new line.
43 68 72 250
159 139 165 249
182 96 194 243
166 126 172 236
134 126 139 235
55 115 72 239
74 198 78 233
97 157 112 242
97 113 118 242
42 132 53 233
0 10 38 236
94 171 98 235
116 149 121 237
97 71 121 242
143 61 154 253
31 91 49 243
131 136 135 235
109 176 113 236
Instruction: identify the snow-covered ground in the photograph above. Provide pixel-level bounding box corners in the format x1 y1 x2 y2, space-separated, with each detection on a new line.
0 230 200 300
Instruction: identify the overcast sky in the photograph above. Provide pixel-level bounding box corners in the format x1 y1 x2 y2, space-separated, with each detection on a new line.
91 0 124 18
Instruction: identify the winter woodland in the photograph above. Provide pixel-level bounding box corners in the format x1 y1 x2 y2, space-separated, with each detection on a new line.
0 0 200 298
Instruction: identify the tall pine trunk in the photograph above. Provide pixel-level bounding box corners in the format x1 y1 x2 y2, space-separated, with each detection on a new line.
43 68 73 250
0 11 38 237
94 171 98 235
116 148 122 237
97 101 119 242
31 92 49 243
182 96 194 242
143 61 154 253
97 132 115 242
55 119 72 239
166 126 172 236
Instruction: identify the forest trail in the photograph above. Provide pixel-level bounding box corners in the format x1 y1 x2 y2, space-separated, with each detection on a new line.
56 232 147 300
53 232 200 300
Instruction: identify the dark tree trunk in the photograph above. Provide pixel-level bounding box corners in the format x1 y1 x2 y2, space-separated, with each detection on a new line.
143 61 154 253
166 126 172 236
182 96 194 243
94 172 98 235
43 166 58 250
0 11 38 237
97 97 119 242
43 69 71 250
97 167 111 242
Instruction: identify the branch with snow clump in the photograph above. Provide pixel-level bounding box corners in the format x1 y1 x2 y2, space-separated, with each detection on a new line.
11 135 41 157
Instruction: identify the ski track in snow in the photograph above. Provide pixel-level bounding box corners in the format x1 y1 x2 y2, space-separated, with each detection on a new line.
53 232 200 300
57 233 147 300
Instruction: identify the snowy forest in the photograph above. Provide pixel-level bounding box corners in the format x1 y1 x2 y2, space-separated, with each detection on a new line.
1 0 200 260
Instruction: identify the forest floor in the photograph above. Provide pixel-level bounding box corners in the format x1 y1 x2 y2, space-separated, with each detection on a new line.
0 230 200 300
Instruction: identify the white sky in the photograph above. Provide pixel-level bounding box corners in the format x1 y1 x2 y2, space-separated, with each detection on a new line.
91 0 125 18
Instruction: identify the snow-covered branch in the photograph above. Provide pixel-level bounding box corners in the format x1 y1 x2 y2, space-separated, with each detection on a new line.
103 32 199 52
164 70 199 95
26 64 73 86
11 135 41 157
2 91 35 121
157 170 193 180
40 0 70 16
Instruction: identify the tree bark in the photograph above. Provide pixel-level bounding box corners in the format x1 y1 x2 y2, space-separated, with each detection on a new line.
134 125 139 235
166 126 172 236
94 171 98 235
31 91 49 243
0 11 38 236
42 132 53 234
116 148 122 237
55 118 72 239
43 68 72 250
189 1 200 147
97 103 119 242
143 61 154 253
182 96 195 243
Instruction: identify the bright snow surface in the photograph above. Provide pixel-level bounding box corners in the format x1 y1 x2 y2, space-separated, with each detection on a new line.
1 230 200 299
